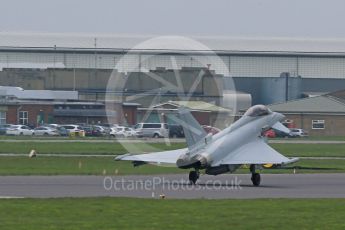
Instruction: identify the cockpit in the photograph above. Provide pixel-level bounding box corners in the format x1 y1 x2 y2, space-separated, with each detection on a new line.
244 105 272 117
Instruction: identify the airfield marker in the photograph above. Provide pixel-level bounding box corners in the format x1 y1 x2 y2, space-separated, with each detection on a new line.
29 150 37 158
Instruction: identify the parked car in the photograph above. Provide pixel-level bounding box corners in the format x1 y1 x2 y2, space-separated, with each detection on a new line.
99 123 118 133
202 125 221 135
127 127 143 137
45 124 68 136
0 124 13 135
118 127 138 137
110 126 141 138
109 127 118 137
45 124 60 128
290 128 308 137
122 127 141 137
93 125 108 136
33 126 60 136
99 123 117 128
81 126 104 137
134 123 169 138
6 125 34 136
110 126 126 138
168 124 185 138
81 126 94 136
61 124 86 136
61 125 84 134
56 126 68 136
263 129 276 138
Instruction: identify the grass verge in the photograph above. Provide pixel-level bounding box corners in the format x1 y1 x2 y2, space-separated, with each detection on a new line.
0 198 344 230
0 142 186 155
271 143 345 157
0 141 345 157
0 157 344 175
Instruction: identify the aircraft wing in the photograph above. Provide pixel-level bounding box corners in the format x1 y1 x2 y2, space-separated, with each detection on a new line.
115 148 188 166
213 138 298 166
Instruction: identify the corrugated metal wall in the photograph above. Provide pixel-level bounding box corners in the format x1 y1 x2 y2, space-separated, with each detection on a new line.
1 51 345 79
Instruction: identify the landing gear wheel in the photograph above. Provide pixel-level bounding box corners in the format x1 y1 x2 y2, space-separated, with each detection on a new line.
251 173 261 186
189 171 199 185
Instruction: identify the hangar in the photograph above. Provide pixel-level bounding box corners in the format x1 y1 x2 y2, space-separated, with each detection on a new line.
1 32 345 107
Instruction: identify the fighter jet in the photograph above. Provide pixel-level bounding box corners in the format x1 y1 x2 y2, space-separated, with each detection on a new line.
116 105 298 186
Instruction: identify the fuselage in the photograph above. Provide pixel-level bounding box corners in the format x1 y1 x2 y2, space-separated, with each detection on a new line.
176 110 285 173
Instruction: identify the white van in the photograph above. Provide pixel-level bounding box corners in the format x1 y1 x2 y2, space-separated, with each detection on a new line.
134 123 169 138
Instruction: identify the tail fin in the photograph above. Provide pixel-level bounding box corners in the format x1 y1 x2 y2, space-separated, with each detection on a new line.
168 107 207 150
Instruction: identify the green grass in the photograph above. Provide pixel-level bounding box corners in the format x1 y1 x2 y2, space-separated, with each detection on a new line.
0 156 186 175
0 142 186 155
271 143 345 157
274 136 345 141
0 198 344 230
1 141 345 175
0 156 344 175
0 141 345 157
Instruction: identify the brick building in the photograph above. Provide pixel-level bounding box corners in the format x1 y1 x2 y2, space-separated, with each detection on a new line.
268 94 345 136
0 86 139 127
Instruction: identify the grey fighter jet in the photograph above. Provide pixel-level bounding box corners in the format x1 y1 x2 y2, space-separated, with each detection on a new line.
116 105 298 186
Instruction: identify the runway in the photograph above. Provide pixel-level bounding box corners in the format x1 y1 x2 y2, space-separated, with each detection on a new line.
1 174 345 199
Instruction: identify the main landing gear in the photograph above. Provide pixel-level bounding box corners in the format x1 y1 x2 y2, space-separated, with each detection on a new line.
189 170 200 185
250 164 261 186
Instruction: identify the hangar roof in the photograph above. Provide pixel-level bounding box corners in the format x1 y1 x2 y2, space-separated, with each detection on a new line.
153 100 231 113
1 32 345 55
268 95 345 114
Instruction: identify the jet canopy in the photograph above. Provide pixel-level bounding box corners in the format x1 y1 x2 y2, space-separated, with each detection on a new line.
244 105 272 117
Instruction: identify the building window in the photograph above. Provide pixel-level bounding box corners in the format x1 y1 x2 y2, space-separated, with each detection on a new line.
0 111 6 124
19 111 28 125
312 120 325 129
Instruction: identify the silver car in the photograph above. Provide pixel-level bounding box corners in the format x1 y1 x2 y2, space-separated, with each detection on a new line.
33 126 60 136
290 128 308 137
6 125 34 136
134 123 169 138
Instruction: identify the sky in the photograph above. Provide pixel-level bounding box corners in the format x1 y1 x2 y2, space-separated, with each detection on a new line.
1 0 345 38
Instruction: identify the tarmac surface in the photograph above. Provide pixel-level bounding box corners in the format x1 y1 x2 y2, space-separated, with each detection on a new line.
1 173 345 199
